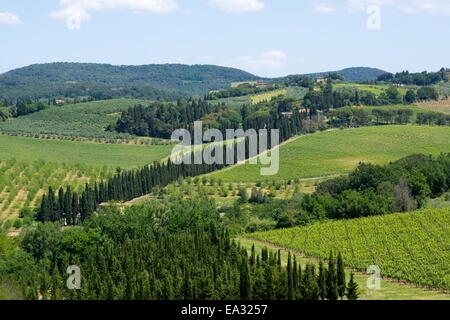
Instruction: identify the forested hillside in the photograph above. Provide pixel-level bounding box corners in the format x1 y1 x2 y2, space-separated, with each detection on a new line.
0 63 260 100
304 67 387 82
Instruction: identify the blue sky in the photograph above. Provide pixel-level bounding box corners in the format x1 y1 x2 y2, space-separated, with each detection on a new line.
0 0 449 77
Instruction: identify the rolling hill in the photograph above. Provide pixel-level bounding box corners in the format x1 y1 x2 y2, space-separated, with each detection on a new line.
305 67 388 82
0 62 261 100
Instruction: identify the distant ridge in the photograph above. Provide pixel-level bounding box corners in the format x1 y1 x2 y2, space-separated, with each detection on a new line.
0 62 261 100
304 67 388 82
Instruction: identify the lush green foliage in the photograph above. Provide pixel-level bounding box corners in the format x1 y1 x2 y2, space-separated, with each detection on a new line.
114 99 240 139
250 208 450 290
312 153 450 217
2 198 356 300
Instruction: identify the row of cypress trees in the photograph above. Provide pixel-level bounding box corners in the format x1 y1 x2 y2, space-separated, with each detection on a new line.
37 150 227 224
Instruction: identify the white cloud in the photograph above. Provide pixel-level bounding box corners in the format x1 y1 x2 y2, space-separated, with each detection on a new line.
399 0 450 16
261 50 288 60
0 12 21 25
232 50 288 75
50 0 178 29
347 0 450 15
208 0 265 13
347 0 393 12
313 3 337 14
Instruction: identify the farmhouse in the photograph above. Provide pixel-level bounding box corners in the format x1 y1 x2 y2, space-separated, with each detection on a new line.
315 77 327 84
255 80 268 88
281 112 294 118
55 99 65 104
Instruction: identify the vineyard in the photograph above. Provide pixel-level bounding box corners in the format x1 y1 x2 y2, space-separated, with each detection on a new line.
0 99 149 141
251 89 287 104
0 159 113 228
249 208 450 290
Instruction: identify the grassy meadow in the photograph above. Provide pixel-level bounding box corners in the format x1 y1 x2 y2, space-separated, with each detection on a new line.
210 125 450 182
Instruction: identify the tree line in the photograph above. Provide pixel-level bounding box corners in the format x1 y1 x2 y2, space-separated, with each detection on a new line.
306 83 439 113
312 153 450 219
377 69 448 86
329 107 450 127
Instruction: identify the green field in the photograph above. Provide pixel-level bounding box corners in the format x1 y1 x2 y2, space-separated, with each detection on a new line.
210 125 450 182
248 208 450 291
0 99 149 140
334 83 409 95
214 95 252 110
285 86 308 100
0 135 173 169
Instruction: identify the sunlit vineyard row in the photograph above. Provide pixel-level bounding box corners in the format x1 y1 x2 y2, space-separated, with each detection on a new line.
0 159 113 228
250 208 450 290
251 89 287 104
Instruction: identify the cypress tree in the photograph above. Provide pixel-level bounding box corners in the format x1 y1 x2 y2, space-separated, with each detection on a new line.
326 250 338 300
250 244 256 266
292 256 298 298
346 273 359 300
337 252 346 299
239 257 251 300
287 252 293 300
318 261 327 300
